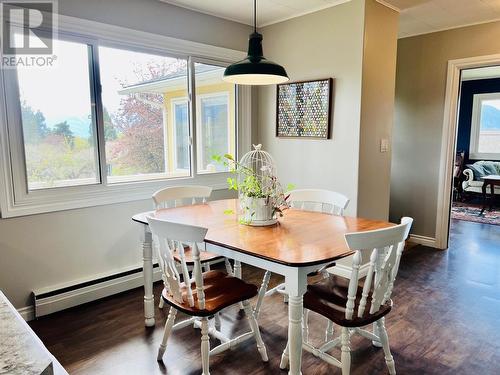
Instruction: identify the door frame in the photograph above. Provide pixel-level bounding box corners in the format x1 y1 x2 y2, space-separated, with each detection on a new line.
436 53 500 249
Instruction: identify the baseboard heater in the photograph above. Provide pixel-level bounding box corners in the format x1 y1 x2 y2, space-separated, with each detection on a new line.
32 264 163 318
32 257 224 318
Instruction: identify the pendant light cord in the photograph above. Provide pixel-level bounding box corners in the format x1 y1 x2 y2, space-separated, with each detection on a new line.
254 0 257 32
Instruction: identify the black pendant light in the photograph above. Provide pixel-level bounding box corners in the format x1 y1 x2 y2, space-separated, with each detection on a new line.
223 0 289 85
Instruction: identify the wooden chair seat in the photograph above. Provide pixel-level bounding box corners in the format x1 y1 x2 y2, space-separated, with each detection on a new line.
173 246 225 265
161 271 258 317
304 276 392 328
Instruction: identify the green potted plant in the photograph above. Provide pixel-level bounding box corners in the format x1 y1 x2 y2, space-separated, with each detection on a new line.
213 145 292 226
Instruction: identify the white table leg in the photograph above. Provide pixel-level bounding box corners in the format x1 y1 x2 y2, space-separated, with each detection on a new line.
282 269 307 375
142 228 155 327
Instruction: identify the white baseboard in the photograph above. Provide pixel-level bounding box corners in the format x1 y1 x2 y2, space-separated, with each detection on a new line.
32 266 164 319
17 305 35 321
23 258 224 321
409 234 438 248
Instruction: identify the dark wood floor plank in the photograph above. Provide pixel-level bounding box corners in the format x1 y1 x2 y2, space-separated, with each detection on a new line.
29 219 500 374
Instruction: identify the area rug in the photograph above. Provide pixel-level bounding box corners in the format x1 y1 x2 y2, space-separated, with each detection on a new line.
451 202 500 226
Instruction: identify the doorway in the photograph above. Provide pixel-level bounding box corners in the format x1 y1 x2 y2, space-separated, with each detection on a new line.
437 55 500 249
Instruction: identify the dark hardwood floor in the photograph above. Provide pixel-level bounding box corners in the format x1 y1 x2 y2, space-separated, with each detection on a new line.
30 219 500 374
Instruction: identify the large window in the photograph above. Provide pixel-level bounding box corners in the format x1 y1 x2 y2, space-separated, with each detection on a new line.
98 45 190 182
470 93 500 160
0 19 248 217
17 38 99 190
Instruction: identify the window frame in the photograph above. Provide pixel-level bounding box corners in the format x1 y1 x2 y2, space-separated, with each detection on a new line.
0 14 250 218
470 92 500 161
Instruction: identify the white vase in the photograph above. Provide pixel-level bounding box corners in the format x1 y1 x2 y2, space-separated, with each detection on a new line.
240 196 276 225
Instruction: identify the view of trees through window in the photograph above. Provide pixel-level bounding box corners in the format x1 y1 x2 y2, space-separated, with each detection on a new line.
18 39 99 190
15 37 235 191
99 46 189 181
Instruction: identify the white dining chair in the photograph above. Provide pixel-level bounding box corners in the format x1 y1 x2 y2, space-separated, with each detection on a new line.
147 217 268 375
280 217 413 375
152 186 234 316
253 189 350 318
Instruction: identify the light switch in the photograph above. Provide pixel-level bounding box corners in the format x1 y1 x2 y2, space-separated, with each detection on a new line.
380 138 389 153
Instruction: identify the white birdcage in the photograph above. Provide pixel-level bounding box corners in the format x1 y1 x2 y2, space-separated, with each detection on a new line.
237 144 279 225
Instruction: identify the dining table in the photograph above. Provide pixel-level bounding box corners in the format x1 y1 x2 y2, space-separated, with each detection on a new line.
132 198 394 375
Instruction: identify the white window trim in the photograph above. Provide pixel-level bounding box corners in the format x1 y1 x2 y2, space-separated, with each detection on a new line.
0 14 250 218
470 92 500 161
171 97 190 173
196 91 232 174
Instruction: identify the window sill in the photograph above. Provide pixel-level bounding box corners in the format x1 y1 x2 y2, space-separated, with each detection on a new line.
469 153 500 161
0 173 230 218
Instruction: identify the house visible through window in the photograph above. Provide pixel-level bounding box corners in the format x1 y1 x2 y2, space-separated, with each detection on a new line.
194 63 235 174
172 100 190 172
100 45 189 182
5 35 238 194
470 93 500 160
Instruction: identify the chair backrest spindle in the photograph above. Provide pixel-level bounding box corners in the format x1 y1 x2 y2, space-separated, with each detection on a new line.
147 217 208 309
343 218 413 319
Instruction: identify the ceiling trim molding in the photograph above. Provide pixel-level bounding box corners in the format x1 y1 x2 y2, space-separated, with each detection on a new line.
375 0 400 13
399 16 500 39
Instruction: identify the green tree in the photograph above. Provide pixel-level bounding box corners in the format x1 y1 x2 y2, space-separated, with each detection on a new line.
88 107 118 145
103 107 118 141
21 101 49 143
53 121 75 148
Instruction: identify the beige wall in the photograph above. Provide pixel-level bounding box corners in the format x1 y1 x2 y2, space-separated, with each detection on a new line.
258 0 398 219
357 0 399 220
257 0 366 216
58 0 251 51
390 20 500 238
0 0 249 309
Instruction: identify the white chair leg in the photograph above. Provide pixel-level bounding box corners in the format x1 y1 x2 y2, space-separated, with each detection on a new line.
204 263 211 272
325 319 334 342
157 307 177 361
158 297 164 309
242 300 268 362
302 309 310 344
254 271 271 318
214 313 221 330
279 341 289 369
377 318 396 375
224 258 233 275
234 261 244 310
341 327 351 375
234 261 242 279
372 322 382 347
200 317 211 375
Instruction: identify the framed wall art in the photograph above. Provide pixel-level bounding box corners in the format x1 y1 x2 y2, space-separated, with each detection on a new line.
276 78 332 139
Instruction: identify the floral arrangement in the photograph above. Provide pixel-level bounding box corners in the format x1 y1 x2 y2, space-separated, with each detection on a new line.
212 149 293 225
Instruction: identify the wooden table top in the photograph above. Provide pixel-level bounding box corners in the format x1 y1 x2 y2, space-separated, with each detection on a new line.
133 199 394 267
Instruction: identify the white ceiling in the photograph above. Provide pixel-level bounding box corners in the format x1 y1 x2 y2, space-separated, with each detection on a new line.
160 0 500 38
394 0 500 38
462 65 500 81
159 0 351 27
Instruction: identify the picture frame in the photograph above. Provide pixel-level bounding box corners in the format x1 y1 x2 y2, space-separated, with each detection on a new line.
276 78 333 139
